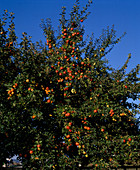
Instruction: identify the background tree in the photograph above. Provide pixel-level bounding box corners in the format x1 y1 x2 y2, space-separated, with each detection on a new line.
0 10 19 166
0 0 140 169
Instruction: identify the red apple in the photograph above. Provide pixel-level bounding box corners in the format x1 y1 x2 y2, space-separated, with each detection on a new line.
65 77 68 80
94 110 97 113
24 154 27 158
69 122 72 126
47 99 51 103
75 142 79 146
66 40 69 43
37 144 41 148
60 67 63 70
66 126 70 129
19 153 22 157
128 138 131 142
101 129 104 132
29 150 33 154
65 113 70 117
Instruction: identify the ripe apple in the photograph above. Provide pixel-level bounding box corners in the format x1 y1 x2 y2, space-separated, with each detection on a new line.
65 77 68 80
66 126 70 129
66 40 69 43
65 113 70 117
94 110 97 113
66 135 70 138
64 87 68 91
128 138 131 142
19 153 22 157
69 122 72 126
47 99 51 103
32 115 36 119
86 127 90 130
75 142 79 146
29 150 33 154
68 70 72 73
37 144 41 148
24 154 27 158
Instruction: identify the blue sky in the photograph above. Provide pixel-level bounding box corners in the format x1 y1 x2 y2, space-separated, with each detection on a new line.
1 0 139 106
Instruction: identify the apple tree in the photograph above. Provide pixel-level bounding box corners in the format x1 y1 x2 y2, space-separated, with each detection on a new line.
0 0 140 169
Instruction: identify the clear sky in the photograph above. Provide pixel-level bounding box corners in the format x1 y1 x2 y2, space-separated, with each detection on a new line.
0 0 140 106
